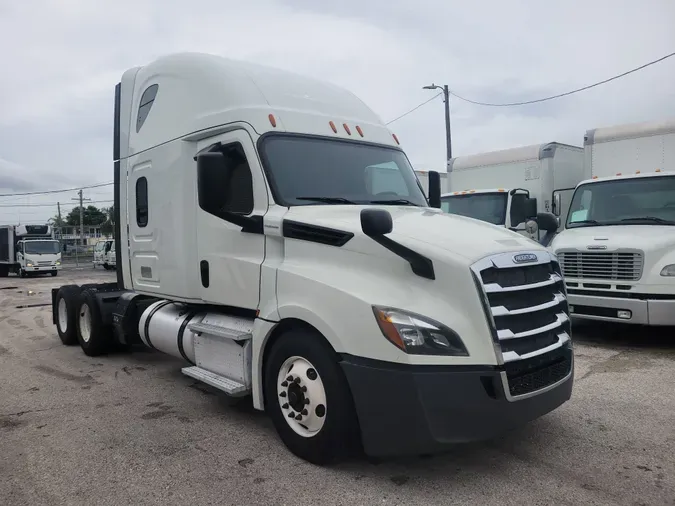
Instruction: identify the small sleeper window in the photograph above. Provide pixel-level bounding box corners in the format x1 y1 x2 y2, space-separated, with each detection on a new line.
136 177 148 227
136 84 159 133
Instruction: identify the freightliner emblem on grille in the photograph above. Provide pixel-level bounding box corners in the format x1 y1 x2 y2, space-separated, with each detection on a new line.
512 253 538 264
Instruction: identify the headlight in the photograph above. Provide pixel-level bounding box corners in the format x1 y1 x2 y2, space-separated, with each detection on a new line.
26 262 33 267
660 264 675 277
372 306 468 356
55 260 61 265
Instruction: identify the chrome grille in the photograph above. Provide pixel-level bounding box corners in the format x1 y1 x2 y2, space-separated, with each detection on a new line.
471 250 572 390
37 261 52 266
557 250 643 281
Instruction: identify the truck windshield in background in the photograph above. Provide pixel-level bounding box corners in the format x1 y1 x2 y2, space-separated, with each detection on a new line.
23 240 60 255
440 193 508 225
259 135 428 207
567 176 675 228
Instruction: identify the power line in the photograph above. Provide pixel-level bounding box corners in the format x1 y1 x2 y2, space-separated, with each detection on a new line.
449 50 675 107
385 92 442 125
0 200 113 208
0 181 113 198
385 50 675 125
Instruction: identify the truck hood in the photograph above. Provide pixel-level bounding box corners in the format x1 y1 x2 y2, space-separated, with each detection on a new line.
551 225 675 253
283 205 542 262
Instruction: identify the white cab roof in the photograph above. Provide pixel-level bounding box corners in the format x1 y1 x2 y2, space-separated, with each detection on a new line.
576 169 675 188
123 52 399 157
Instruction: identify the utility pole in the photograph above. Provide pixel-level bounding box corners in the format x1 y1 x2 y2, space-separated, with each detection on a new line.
423 83 452 163
57 202 62 226
72 190 91 246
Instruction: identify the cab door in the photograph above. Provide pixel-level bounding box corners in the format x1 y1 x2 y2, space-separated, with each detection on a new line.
195 129 269 310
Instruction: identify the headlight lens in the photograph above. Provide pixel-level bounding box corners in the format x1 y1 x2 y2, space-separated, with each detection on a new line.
55 260 61 265
26 262 33 267
372 306 468 356
660 264 675 277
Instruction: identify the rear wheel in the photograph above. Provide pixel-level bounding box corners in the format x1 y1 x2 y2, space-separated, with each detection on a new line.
264 327 360 465
76 288 112 356
55 286 81 345
0 265 8 277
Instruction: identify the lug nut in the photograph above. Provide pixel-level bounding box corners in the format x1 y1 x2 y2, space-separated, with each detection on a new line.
288 412 295 418
281 381 288 387
294 377 301 384
286 375 293 382
301 409 308 416
279 391 287 397
304 399 310 405
295 414 302 420
282 403 289 409
301 386 307 392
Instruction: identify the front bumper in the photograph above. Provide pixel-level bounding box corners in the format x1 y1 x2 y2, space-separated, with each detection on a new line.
25 265 60 272
568 292 675 326
340 344 573 457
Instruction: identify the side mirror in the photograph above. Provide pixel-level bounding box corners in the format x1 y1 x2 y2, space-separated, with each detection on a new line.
553 192 562 216
536 212 559 233
523 197 538 220
197 152 231 216
360 208 393 237
428 171 441 208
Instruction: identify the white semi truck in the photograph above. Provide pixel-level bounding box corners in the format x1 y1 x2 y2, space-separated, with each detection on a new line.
440 143 585 242
51 52 573 464
0 224 61 277
550 118 675 325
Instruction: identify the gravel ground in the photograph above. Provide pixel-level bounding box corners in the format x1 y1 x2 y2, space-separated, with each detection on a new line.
1 267 674 506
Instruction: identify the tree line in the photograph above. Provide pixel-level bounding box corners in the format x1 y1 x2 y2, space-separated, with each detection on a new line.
51 205 114 237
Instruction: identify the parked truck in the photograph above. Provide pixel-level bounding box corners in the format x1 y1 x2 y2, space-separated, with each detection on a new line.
440 143 585 242
51 52 573 464
93 239 114 269
549 118 675 325
0 224 61 277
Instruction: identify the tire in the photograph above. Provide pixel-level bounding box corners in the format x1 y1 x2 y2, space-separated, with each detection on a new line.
264 327 360 465
76 288 112 356
19 269 26 278
55 285 81 345
51 271 58 277
0 265 8 278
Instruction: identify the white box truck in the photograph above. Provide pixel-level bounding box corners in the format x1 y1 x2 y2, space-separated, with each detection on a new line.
93 239 114 269
550 118 675 325
0 224 62 277
440 143 585 242
50 52 573 464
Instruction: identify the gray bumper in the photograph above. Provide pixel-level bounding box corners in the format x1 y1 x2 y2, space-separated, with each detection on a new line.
568 293 675 326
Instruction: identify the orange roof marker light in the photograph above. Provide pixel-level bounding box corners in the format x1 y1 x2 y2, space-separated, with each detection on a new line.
392 133 400 145
592 176 598 179
268 114 277 127
497 188 505 192
355 125 364 137
469 190 476 193
616 173 622 176
329 121 337 133
343 123 351 135
635 170 641 174
656 169 662 172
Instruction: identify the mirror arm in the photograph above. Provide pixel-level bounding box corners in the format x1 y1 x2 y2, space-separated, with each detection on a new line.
213 210 264 234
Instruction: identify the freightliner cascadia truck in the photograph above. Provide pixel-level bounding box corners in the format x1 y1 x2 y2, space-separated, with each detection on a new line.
51 52 574 464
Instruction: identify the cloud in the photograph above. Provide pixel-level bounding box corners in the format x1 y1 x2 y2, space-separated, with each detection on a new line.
0 0 674 223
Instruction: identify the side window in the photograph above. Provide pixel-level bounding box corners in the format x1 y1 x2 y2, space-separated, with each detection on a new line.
136 84 159 133
136 177 149 227
200 142 254 216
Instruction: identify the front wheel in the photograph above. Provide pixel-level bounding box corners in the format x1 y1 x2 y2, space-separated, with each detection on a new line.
51 271 58 277
19 269 26 278
264 327 360 465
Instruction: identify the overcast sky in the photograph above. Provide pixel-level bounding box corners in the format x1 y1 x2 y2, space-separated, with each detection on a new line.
1 0 674 224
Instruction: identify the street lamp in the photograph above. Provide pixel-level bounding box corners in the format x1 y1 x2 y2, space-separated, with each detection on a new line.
423 84 452 161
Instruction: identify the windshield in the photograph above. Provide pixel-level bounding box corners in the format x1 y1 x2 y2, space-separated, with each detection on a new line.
566 176 675 228
440 193 508 225
259 135 428 207
23 240 60 255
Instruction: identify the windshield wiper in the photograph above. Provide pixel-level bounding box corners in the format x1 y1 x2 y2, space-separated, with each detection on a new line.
369 198 419 206
620 216 675 225
295 197 358 204
568 219 602 227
